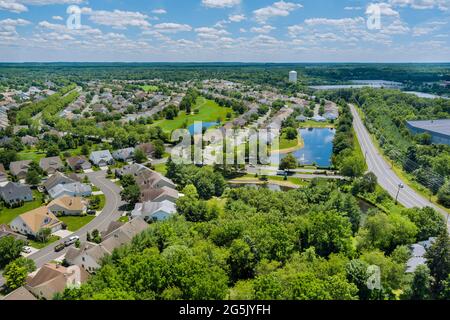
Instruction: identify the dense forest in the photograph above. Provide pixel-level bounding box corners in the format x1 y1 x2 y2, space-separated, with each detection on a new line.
58 176 449 300
1 63 449 95
319 88 450 208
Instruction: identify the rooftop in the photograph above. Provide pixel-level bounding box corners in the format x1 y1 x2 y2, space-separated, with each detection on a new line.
407 119 450 137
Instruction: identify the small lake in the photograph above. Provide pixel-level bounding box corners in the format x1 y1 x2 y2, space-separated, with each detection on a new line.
274 128 335 167
188 121 220 135
404 91 449 99
310 80 403 91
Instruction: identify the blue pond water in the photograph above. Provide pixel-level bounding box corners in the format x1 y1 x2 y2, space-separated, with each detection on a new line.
278 128 335 167
188 121 220 135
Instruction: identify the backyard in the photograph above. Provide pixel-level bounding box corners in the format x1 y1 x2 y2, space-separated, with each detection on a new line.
0 191 44 224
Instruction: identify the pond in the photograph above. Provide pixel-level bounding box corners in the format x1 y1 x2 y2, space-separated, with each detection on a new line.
188 121 220 135
275 128 335 167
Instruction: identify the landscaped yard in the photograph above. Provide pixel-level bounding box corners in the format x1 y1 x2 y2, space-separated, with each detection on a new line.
141 85 159 92
153 162 167 175
28 235 60 249
152 97 233 133
59 215 95 232
17 149 46 162
0 191 44 224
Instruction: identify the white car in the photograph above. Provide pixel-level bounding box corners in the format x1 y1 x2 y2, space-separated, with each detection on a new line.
22 247 32 254
64 236 80 247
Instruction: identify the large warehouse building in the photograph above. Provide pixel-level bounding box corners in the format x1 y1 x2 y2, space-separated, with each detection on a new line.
406 119 450 145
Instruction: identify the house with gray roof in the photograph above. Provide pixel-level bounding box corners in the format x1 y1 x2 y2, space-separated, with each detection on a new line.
406 237 436 273
66 156 91 171
48 182 92 199
112 147 135 162
131 200 177 222
43 172 77 192
10 160 32 180
140 186 179 203
89 150 114 167
39 157 64 174
0 163 8 183
0 182 33 206
21 135 39 146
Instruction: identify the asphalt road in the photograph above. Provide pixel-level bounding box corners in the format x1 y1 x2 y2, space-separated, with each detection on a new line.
350 104 450 229
0 170 125 288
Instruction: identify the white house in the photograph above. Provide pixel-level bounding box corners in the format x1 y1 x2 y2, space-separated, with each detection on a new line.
48 182 92 199
89 150 114 167
131 200 176 221
10 207 63 237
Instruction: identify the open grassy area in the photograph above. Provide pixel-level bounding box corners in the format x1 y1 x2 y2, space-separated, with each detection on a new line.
152 97 233 134
153 162 167 175
59 215 95 232
230 174 310 187
29 235 60 249
17 149 46 162
0 191 43 224
298 120 335 128
141 85 159 92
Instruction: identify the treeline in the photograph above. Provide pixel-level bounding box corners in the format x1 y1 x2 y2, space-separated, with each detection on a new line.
58 178 449 300
332 102 366 177
14 84 78 125
202 92 248 115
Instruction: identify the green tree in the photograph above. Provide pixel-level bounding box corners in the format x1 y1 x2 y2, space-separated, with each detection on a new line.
425 230 450 295
153 140 165 159
437 180 450 208
285 127 297 140
133 148 147 163
403 207 445 241
36 228 52 242
406 265 432 300
228 239 256 282
0 236 25 268
4 260 28 290
120 184 141 205
279 154 297 172
25 169 41 186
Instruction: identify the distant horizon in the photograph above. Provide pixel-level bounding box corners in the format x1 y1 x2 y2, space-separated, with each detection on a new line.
1 61 450 65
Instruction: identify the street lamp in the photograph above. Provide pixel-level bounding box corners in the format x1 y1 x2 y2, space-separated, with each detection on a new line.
395 183 404 204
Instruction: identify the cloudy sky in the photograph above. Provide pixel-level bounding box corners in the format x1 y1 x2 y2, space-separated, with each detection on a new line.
0 0 449 62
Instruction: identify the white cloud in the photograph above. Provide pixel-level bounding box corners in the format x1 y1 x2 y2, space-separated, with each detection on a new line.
84 9 151 29
253 1 303 24
52 15 63 20
251 25 276 33
195 27 230 40
304 17 365 27
202 0 241 8
229 14 246 22
0 0 27 12
152 8 167 14
153 23 192 33
389 0 450 11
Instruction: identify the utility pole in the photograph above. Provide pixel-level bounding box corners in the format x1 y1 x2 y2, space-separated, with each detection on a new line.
395 183 404 204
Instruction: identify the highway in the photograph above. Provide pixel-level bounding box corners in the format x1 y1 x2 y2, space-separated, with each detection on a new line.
0 170 125 287
350 104 450 229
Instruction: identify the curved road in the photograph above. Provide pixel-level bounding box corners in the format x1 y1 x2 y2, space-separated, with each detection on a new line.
0 170 124 287
350 104 450 229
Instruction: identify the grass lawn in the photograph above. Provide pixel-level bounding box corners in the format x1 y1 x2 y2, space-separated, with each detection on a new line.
88 194 106 211
231 174 309 187
152 97 233 134
17 149 46 162
153 162 167 175
59 215 95 232
0 191 43 224
298 120 335 128
141 85 159 92
28 235 60 249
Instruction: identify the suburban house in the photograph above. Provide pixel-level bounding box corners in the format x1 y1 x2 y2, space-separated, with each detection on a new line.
0 182 33 206
66 156 91 171
406 237 436 273
10 160 32 180
43 172 77 192
48 182 92 199
112 147 135 162
115 163 148 178
10 206 63 237
89 150 114 167
65 217 148 273
21 135 39 147
39 157 64 174
1 286 37 301
0 224 27 241
47 196 87 216
137 143 154 157
25 263 89 300
140 186 179 203
0 163 8 183
131 200 177 222
135 170 176 191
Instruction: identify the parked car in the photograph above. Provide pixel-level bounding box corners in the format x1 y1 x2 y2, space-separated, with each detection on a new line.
64 236 80 247
22 247 32 254
54 243 66 252
87 210 96 215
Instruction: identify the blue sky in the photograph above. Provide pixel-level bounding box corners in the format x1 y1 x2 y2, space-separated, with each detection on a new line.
0 0 449 62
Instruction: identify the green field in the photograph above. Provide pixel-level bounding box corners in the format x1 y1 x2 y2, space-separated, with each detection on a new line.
141 85 159 92
0 191 43 224
28 235 60 249
17 149 46 162
152 97 233 134
59 215 95 232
